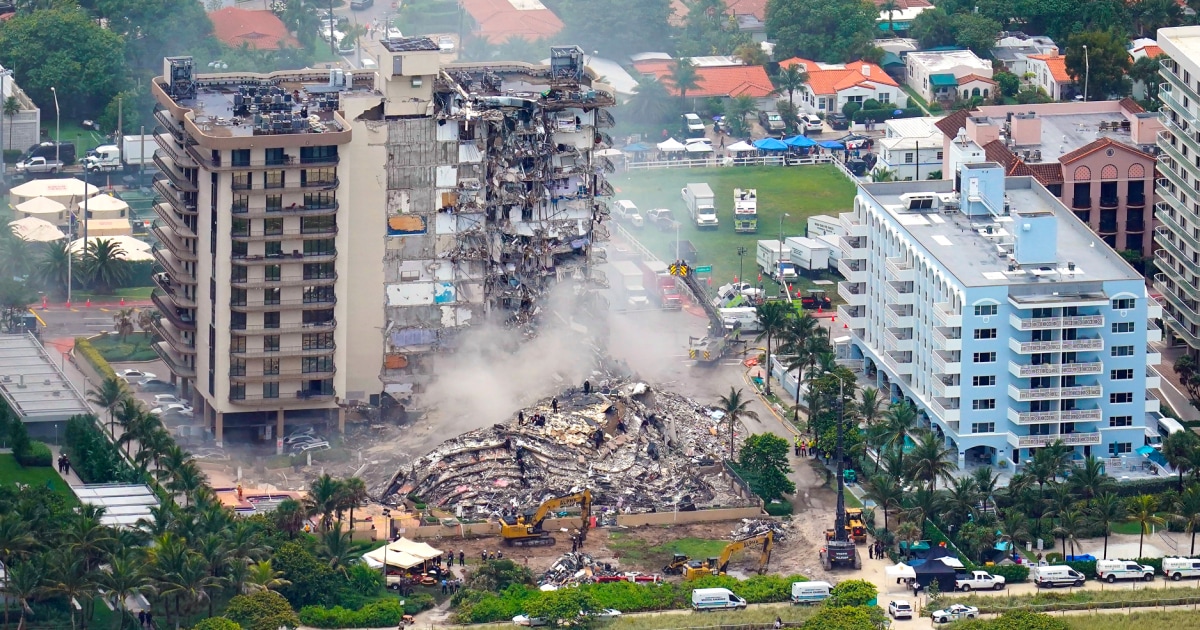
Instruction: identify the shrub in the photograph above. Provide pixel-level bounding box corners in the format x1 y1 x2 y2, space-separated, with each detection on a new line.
15 440 52 467
299 600 405 628
955 610 1069 630
403 593 435 615
988 563 1029 583
191 619 242 630
64 414 136 484
1065 560 1095 578
225 591 299 630
828 580 877 607
73 337 117 380
765 501 793 516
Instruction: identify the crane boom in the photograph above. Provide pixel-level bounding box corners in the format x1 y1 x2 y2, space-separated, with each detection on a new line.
500 490 592 547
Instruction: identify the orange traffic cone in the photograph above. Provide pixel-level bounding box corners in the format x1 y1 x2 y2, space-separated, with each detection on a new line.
844 323 849 329
65 300 71 308
41 296 47 310
85 299 91 308
119 297 125 306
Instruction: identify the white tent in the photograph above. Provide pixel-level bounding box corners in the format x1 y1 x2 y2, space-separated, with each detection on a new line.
10 178 100 207
361 547 425 570
885 563 917 579
14 196 66 216
8 217 65 242
657 138 686 152
68 235 154 262
686 142 713 153
81 193 130 213
726 140 756 152
387 537 443 559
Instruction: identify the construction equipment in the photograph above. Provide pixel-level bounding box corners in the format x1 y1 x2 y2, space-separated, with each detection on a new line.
819 380 862 571
500 490 592 547
662 532 775 580
672 261 736 364
824 508 866 544
800 289 831 310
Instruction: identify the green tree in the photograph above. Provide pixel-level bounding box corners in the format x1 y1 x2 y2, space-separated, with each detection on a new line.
1067 455 1111 505
910 7 955 49
523 586 599 627
828 579 876 607
272 541 339 609
0 8 128 119
1052 509 1085 557
191 619 242 630
86 376 129 436
317 523 356 574
753 300 791 396
972 466 1001 513
2 95 18 157
994 71 1021 97
879 0 900 33
773 64 809 108
82 238 132 295
100 550 151 630
1129 0 1181 36
1164 430 1199 491
716 387 760 462
465 559 535 592
224 590 300 630
801 605 877 630
766 0 876 63
1175 355 1200 402
338 476 369 529
306 474 343 531
952 13 1002 56
35 241 74 299
907 430 954 490
667 58 701 107
5 558 45 630
272 498 307 539
1130 54 1166 102
736 433 795 501
93 0 214 71
623 76 673 127
724 94 757 136
112 307 136 341
1126 494 1166 558
1064 31 1131 100
675 0 750 58
864 474 903 532
1173 485 1200 556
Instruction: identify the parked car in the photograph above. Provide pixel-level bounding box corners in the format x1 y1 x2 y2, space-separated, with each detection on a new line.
887 600 913 619
438 35 456 51
386 26 402 39
931 604 979 624
292 441 331 454
119 369 156 383
283 428 317 444
682 112 705 135
153 394 185 406
839 133 874 150
151 404 194 417
288 435 324 446
511 614 546 627
802 114 823 133
758 110 785 133
828 113 850 130
582 609 622 619
350 0 373 7
137 379 174 393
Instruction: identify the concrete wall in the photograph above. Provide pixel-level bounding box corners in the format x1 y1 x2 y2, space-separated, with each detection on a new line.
400 506 766 540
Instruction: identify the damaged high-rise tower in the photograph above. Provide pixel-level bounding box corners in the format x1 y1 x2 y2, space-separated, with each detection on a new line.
150 40 616 443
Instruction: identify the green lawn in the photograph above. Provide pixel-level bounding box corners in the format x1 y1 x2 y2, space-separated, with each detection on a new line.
606 532 730 566
1109 513 1171 535
88 332 158 362
40 120 105 153
607 604 808 630
74 287 155 300
610 166 856 293
0 454 78 506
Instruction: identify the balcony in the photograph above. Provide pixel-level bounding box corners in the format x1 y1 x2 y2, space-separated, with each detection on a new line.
930 376 960 398
1160 120 1200 171
837 304 864 330
1008 360 1103 377
934 303 961 327
1148 295 1163 319
230 367 337 383
1008 384 1102 401
837 258 866 283
231 344 336 359
230 390 336 406
884 328 913 352
932 351 961 375
1147 368 1162 389
839 212 867 236
231 202 340 219
1063 337 1103 351
230 319 336 335
231 251 337 265
1147 348 1162 365
152 203 196 238
1148 321 1163 342
1008 337 1103 353
184 144 340 171
230 273 337 289
839 236 866 259
152 227 197 262
152 318 196 356
154 108 185 141
1126 221 1146 233
1098 222 1118 234
153 177 198 215
1007 408 1103 425
152 291 196 331
153 341 196 379
885 257 913 281
154 152 198 193
1011 432 1102 448
1146 393 1161 413
1160 61 1200 103
1099 196 1119 209
932 327 961 351
885 282 915 305
153 133 195 167
879 350 913 375
231 225 339 242
232 178 339 195
151 275 195 307
1008 313 1105 329
1128 194 1147 208
1072 197 1092 209
837 281 867 305
884 304 914 329
152 247 197 286
230 297 337 312
930 397 960 424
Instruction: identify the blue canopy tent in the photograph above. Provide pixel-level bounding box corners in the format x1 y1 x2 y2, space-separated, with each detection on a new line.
784 135 816 148
622 142 651 153
819 140 846 150
753 137 789 151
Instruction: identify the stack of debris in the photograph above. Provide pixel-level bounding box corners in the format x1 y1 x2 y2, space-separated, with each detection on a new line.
383 378 751 516
731 518 791 543
538 551 662 589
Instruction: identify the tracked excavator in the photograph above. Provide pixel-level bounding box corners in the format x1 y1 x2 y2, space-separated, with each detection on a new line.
671 261 740 363
818 381 862 571
500 490 592 547
662 531 774 580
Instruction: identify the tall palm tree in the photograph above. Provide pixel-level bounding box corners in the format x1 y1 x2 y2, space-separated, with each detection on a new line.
81 238 131 295
306 474 343 532
753 301 792 396
907 430 955 490
877 402 917 478
0 513 37 571
3 96 19 161
167 461 205 507
6 557 44 630
241 560 290 594
318 523 357 574
724 95 758 136
1126 494 1166 559
65 512 115 573
880 0 900 33
625 75 673 127
894 521 921 558
112 307 136 341
971 467 1000 513
943 476 979 528
864 473 903 532
773 64 809 110
159 552 220 630
1068 455 1111 506
1026 443 1070 497
904 484 945 526
1173 485 1200 556
1053 510 1085 557
339 477 369 530
137 308 159 338
716 387 760 461
0 230 31 282
998 507 1031 549
667 58 700 107
100 550 150 630
272 498 307 538
1162 429 1198 491
47 552 98 630
86 375 129 436
36 241 74 298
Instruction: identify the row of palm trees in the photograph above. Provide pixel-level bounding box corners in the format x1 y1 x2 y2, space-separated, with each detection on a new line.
0 230 137 297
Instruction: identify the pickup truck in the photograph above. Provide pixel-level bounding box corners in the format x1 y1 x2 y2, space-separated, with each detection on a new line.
954 570 1006 591
15 156 65 175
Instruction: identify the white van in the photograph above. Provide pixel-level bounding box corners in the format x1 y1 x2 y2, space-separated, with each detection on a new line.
691 588 746 611
1096 559 1155 583
613 200 644 227
791 581 831 604
720 307 761 333
1162 557 1200 580
1030 565 1086 588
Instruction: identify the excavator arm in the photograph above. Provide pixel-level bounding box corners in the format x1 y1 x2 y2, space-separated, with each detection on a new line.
715 532 774 574
529 490 592 530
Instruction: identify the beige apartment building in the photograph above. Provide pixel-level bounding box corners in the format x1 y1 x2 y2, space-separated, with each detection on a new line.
149 41 614 444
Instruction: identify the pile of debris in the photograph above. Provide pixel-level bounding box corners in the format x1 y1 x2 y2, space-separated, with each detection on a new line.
382 378 753 516
538 551 662 589
731 518 791 543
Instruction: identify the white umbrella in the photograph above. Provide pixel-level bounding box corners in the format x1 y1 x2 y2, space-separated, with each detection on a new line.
14 196 66 216
68 235 154 262
81 194 130 213
726 140 756 152
8 216 65 242
657 138 686 152
10 178 99 201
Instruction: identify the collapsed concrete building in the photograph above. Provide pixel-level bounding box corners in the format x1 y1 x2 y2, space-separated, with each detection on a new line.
381 379 759 516
149 40 615 443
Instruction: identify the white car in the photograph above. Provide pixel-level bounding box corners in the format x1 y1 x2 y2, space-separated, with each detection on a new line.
283 428 317 444
888 600 913 620
584 609 621 619
153 394 185 405
512 614 546 627
682 112 705 134
151 404 193 418
931 604 979 624
387 26 402 39
438 35 455 51
119 369 156 383
292 441 330 454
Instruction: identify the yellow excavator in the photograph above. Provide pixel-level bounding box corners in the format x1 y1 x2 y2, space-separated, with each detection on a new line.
499 489 592 547
663 532 775 580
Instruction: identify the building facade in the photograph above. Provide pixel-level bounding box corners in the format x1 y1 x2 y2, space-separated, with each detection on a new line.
905 50 993 103
779 58 907 116
837 161 1161 471
1026 54 1074 101
150 42 614 444
875 116 944 181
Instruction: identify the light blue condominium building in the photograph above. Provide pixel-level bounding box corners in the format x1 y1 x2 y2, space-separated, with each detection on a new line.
837 160 1164 472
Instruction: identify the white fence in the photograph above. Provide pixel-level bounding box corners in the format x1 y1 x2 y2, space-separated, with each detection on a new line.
625 154 837 171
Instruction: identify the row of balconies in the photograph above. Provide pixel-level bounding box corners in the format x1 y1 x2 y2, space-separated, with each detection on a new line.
230 319 336 336
1007 360 1103 378
1006 408 1103 425
1008 336 1103 353
231 344 336 359
229 367 336 383
230 251 337 264
230 202 339 219
1007 384 1103 401
1008 313 1105 330
231 225 338 242
230 297 337 312
1011 431 1102 448
231 272 337 289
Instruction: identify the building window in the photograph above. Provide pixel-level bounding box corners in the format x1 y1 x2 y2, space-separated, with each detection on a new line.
231 312 246 330
304 263 335 280
972 375 996 387
973 328 997 339
266 195 283 211
265 241 283 257
230 336 246 354
264 335 280 351
231 150 251 167
231 265 248 283
264 170 284 189
303 356 334 373
230 383 246 400
232 241 248 258
302 168 337 187
972 399 996 410
1109 415 1133 427
232 195 249 213
905 153 914 164
263 288 281 305
1112 298 1135 310
232 171 251 191
303 238 336 256
1111 368 1134 380
231 288 247 307
230 358 246 377
1110 345 1134 356
264 358 280 375
303 332 335 349
1112 322 1135 333
879 93 890 103
264 218 284 236
974 304 998 316
231 218 250 237
304 285 335 304
971 422 995 433
300 145 338 164
302 215 336 234
1110 392 1133 403
936 151 944 160
304 192 336 208
263 382 279 399
972 352 996 363
264 312 280 329
1109 442 1132 455
265 265 281 282
265 148 286 166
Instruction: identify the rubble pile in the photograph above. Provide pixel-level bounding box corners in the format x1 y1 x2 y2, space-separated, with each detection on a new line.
730 518 791 542
383 378 753 515
538 551 662 589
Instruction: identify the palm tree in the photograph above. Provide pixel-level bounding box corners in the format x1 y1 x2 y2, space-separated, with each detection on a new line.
732 42 767 66
0 230 31 282
904 484 945 526
1173 485 1200 555
112 307 136 341
716 387 760 461
907 430 955 490
87 375 129 436
1162 429 1198 491
877 402 917 476
864 473 903 532
943 476 979 528
242 560 290 594
273 498 307 538
65 512 114 572
0 513 37 570
81 238 131 295
880 0 900 33
1068 455 1111 506
773 64 809 109
625 76 673 126
339 477 369 530
999 507 1031 549
137 308 160 338
159 552 220 629
36 240 74 298
6 557 44 630
894 521 921 558
101 550 150 630
306 474 343 531
1053 510 1085 557
1126 494 1166 559
667 58 700 107
319 523 357 574
3 96 19 160
167 461 206 507
47 552 97 630
1026 443 1070 497
871 168 898 182
724 95 758 136
753 301 792 396
971 467 1000 513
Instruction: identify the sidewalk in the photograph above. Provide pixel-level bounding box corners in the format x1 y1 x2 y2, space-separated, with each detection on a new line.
46 442 87 488
1153 344 1200 422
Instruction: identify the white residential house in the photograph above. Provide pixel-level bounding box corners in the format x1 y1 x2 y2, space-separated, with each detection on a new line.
0 65 40 153
906 50 993 102
780 58 907 116
876 117 945 180
1027 54 1075 101
991 32 1059 77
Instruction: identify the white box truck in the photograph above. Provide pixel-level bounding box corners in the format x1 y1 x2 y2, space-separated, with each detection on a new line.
120 134 155 170
756 240 796 281
787 236 831 274
682 183 718 229
719 307 760 333
611 260 649 308
691 588 746 611
790 581 831 604
807 214 844 237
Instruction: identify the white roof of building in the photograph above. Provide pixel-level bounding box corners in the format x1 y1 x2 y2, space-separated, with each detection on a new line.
885 116 943 139
8 216 65 242
74 484 159 527
81 193 129 212
10 178 99 201
907 50 992 73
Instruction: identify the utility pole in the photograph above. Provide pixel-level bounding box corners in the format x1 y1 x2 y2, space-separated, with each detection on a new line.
736 246 747 284
0 69 11 180
834 378 847 537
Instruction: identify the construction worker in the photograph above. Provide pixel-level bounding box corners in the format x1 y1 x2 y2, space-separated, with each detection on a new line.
794 436 801 456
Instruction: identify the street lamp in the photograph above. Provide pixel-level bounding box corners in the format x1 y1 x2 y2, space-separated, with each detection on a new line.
50 87 59 165
778 212 790 281
1082 45 1090 102
736 246 747 284
0 68 12 179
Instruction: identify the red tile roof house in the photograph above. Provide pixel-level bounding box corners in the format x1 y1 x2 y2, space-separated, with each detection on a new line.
459 0 563 44
779 57 907 116
632 59 778 110
208 7 299 50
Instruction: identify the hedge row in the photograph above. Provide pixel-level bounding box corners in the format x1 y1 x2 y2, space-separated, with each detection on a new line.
64 414 137 484
945 587 1200 615
16 441 52 467
298 596 434 628
74 337 117 381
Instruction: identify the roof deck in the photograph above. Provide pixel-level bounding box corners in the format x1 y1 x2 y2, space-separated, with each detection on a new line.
0 334 91 422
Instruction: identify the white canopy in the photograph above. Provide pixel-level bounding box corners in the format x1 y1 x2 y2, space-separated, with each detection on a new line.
686 142 714 153
10 178 99 202
726 140 756 152
594 148 624 157
68 235 154 262
885 563 917 579
8 217 65 242
82 194 130 213
361 547 425 569
14 196 66 215
387 537 443 559
657 138 686 152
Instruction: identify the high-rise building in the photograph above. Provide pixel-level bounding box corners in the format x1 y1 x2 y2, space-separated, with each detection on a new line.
1154 27 1200 355
838 160 1163 471
149 40 614 444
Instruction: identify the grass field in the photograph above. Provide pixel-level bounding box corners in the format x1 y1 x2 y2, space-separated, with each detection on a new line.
610 165 856 293
0 454 78 505
89 332 157 362
606 532 731 567
605 604 808 630
1066 610 1200 630
74 287 155 300
943 585 1200 613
